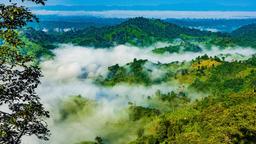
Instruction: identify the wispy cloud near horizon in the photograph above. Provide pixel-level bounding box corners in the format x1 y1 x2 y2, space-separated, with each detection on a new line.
33 10 256 19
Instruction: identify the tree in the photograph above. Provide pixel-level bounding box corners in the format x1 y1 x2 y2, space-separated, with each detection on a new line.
95 136 103 144
0 0 50 144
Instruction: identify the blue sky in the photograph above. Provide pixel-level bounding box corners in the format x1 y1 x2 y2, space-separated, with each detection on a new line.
3 0 256 11
3 0 256 19
39 0 254 7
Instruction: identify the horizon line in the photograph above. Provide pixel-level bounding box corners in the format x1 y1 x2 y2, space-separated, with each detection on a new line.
33 10 256 19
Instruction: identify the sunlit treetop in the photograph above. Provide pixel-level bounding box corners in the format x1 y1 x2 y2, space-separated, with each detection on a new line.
0 0 46 53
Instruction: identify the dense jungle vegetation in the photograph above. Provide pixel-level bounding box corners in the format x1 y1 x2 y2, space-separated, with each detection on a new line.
67 54 256 144
16 17 256 144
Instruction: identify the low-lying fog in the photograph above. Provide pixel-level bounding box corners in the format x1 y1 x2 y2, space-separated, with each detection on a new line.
23 44 256 144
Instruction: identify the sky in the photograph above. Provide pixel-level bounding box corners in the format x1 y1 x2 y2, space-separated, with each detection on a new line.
2 0 256 19
3 0 256 10
33 0 256 7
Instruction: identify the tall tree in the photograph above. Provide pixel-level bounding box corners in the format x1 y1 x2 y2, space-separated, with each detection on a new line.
0 0 50 144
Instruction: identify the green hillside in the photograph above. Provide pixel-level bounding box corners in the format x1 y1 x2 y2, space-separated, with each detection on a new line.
59 17 224 48
231 23 256 47
21 18 256 57
153 56 256 143
19 28 56 60
95 55 256 144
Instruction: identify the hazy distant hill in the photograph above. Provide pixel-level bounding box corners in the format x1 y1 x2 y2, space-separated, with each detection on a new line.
28 16 125 32
166 19 256 32
22 17 256 57
231 23 256 48
29 16 256 33
31 4 256 11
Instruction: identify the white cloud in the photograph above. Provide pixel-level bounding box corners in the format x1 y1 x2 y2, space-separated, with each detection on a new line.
33 10 256 19
38 43 256 109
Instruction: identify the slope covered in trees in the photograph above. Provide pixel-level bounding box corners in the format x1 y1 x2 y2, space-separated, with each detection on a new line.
90 54 256 144
57 17 229 48
22 18 256 56
231 23 256 47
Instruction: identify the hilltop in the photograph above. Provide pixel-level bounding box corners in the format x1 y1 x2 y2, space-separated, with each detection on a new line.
21 18 256 58
58 17 218 47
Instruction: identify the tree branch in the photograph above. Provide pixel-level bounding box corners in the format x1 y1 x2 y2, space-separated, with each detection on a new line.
14 129 25 144
0 110 11 116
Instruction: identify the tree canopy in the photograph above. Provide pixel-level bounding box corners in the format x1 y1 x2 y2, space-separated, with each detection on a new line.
0 0 50 144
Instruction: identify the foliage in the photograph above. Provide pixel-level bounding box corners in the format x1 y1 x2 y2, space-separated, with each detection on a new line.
0 0 50 143
77 142 96 144
20 36 55 60
90 53 256 143
231 24 256 48
0 63 50 143
21 27 57 50
58 95 97 122
129 55 256 143
129 106 160 121
58 17 219 48
76 136 104 144
152 41 202 54
98 59 153 86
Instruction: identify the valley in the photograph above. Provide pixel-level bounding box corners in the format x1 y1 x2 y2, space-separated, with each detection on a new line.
19 17 256 144
2 0 256 144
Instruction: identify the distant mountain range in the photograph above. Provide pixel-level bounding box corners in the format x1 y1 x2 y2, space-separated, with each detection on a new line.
55 17 256 48
22 17 256 57
29 16 256 32
31 4 256 11
56 17 216 47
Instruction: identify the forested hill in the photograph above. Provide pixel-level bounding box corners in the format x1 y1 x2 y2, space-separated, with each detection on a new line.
231 23 256 48
22 27 56 49
22 18 256 51
56 17 220 47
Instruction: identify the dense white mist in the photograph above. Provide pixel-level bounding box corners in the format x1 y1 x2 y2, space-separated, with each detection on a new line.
24 44 256 144
41 44 256 81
